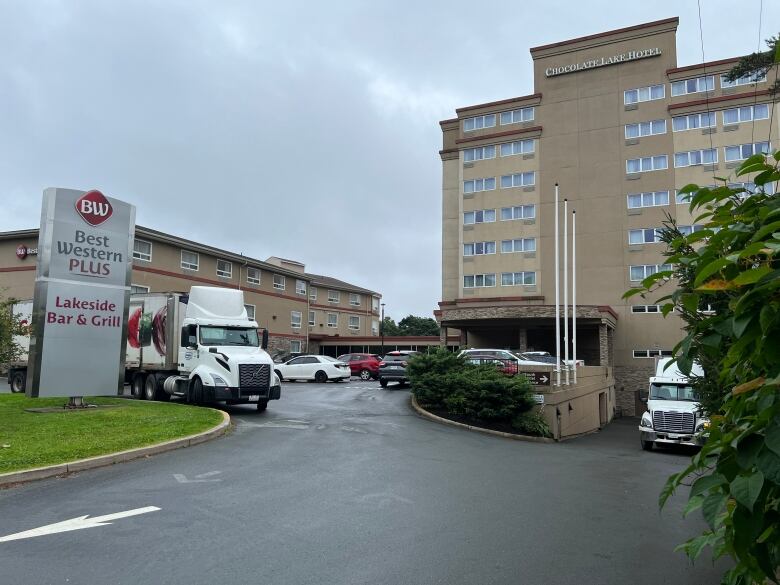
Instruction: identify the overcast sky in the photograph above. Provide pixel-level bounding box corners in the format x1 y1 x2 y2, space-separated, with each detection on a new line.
1 0 776 319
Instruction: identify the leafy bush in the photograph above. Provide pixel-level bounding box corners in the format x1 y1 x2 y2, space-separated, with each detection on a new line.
409 348 536 426
512 408 552 438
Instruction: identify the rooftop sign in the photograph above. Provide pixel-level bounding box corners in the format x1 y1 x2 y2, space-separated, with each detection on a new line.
545 47 662 77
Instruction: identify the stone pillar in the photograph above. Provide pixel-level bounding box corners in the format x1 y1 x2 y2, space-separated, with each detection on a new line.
517 328 528 352
440 326 448 347
460 328 468 348
599 323 609 366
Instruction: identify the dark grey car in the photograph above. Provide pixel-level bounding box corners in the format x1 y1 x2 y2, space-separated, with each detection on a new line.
378 351 419 388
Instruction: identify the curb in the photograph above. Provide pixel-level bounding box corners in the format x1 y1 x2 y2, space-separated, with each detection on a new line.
0 409 231 488
410 394 555 444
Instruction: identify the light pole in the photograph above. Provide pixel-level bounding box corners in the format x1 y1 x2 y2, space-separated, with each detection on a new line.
380 302 386 357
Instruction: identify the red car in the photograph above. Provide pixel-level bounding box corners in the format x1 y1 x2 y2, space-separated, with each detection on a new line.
337 353 381 380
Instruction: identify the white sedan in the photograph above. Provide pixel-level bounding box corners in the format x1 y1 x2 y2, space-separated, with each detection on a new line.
274 355 351 383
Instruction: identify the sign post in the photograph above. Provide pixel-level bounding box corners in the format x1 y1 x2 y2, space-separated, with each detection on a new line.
26 188 135 399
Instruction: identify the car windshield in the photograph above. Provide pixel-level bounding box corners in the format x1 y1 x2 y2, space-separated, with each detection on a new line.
649 383 697 401
321 356 339 362
199 326 259 347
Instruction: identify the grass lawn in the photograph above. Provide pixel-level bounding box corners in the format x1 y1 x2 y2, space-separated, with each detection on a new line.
0 395 224 474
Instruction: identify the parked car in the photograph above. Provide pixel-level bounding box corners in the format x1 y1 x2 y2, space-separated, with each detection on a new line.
464 354 519 376
516 351 584 366
337 353 381 380
274 355 350 383
459 348 550 367
378 350 419 388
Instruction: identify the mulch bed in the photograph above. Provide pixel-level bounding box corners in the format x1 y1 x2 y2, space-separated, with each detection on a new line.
426 407 528 436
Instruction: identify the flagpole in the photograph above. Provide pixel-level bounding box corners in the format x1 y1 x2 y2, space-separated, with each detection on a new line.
554 184 561 387
564 198 569 386
572 209 577 385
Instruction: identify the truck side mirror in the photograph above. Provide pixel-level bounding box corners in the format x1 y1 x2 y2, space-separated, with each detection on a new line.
188 335 197 348
262 328 269 350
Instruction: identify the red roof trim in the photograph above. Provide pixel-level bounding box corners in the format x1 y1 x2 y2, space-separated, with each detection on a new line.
456 93 542 114
439 296 545 306
597 305 619 320
666 57 741 75
668 89 770 111
530 17 678 53
0 265 36 273
439 118 459 126
455 126 543 145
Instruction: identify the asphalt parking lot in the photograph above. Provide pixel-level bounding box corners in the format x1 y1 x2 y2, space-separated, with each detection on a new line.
0 378 725 584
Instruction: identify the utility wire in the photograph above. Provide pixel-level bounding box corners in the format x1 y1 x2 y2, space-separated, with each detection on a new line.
696 0 716 185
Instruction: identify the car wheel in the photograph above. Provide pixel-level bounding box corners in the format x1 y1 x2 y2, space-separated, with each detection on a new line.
314 370 328 383
641 439 654 451
132 373 146 399
144 374 158 401
191 377 204 404
257 400 268 412
379 379 388 388
10 370 26 393
359 369 371 381
274 370 283 382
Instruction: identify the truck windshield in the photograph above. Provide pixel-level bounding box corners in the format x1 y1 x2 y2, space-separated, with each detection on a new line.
650 383 696 401
199 326 259 347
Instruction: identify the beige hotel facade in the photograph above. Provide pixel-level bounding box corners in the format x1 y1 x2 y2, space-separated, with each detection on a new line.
0 226 381 358
438 17 777 415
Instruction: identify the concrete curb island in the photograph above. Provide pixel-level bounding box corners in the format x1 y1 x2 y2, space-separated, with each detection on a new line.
0 409 231 488
410 394 555 444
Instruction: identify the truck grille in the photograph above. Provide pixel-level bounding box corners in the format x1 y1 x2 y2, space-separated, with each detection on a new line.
653 411 694 433
239 364 271 390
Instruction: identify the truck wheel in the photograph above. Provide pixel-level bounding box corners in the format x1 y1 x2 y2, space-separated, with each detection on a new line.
314 370 328 383
144 374 162 401
379 379 388 388
132 373 146 399
10 370 26 393
191 377 204 404
257 400 268 412
641 439 654 451
359 369 371 381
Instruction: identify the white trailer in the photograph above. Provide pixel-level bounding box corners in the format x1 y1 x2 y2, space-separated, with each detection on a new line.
6 287 281 410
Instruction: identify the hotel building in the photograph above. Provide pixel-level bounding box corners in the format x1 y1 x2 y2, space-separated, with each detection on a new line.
438 17 777 415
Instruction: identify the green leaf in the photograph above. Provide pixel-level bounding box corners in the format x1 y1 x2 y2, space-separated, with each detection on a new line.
732 313 754 338
691 473 727 497
736 434 765 469
729 472 764 512
676 533 715 561
700 333 722 348
701 490 728 529
683 494 705 517
731 265 772 285
765 424 780 456
760 305 776 333
753 220 780 243
622 288 645 300
680 293 700 313
756 447 780 484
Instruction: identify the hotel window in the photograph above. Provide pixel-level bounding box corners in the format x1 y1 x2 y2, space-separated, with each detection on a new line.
628 228 662 245
500 205 535 220
501 272 536 286
349 293 361 306
181 250 199 271
500 171 535 188
348 315 360 330
626 155 668 173
290 340 302 353
244 304 256 320
463 177 496 193
273 274 285 290
463 114 496 132
671 75 714 96
463 145 495 162
463 209 496 225
216 259 232 278
327 313 338 328
724 142 771 162
131 284 150 294
246 267 261 285
721 71 767 88
291 311 302 329
372 320 379 335
500 238 536 253
500 107 534 125
328 289 340 303
625 119 666 139
678 225 705 236
672 112 716 132
296 280 307 295
499 139 535 157
463 273 496 288
723 104 769 125
133 239 152 262
627 191 669 209
633 349 673 358
629 264 673 282
308 310 315 326
623 84 664 104
463 241 496 256
372 296 379 312
674 149 718 168
310 287 317 301
631 305 663 314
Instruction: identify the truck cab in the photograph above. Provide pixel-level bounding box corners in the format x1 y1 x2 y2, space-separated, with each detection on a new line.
638 358 708 450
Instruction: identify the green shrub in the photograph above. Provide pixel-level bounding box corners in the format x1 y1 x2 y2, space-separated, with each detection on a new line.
409 348 536 424
512 408 552 438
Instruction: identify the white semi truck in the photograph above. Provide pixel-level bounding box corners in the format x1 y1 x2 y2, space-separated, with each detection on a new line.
6 286 281 411
638 358 708 450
